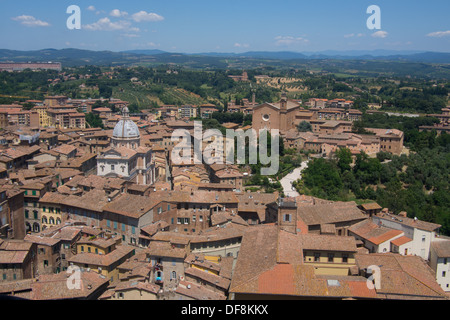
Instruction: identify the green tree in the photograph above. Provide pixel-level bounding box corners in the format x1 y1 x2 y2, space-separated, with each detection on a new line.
335 148 353 172
297 121 312 132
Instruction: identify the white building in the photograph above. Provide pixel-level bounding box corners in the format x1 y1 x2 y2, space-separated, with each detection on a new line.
348 219 406 254
97 107 155 185
372 212 442 261
430 239 450 292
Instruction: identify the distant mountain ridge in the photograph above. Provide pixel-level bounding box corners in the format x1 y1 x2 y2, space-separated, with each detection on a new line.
1 48 450 66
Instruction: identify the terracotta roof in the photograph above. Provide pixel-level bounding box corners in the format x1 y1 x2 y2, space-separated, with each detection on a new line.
105 280 159 295
360 202 382 211
355 253 447 299
375 212 441 232
298 202 367 226
0 251 28 264
185 267 230 290
24 234 60 247
176 280 226 300
146 241 186 259
30 271 108 300
68 245 134 267
431 240 450 258
301 234 357 252
0 240 34 252
391 236 413 247
349 219 404 245
103 193 163 218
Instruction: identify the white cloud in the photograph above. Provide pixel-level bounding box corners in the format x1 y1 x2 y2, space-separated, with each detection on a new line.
344 33 365 38
371 31 388 38
234 43 250 48
275 36 309 46
87 6 96 11
427 30 450 38
11 15 50 27
131 11 164 22
110 9 128 18
83 17 139 32
132 41 160 48
122 33 140 38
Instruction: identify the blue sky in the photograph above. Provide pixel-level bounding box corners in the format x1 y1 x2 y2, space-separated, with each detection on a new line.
1 0 449 53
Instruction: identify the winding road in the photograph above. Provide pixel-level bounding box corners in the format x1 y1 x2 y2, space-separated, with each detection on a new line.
280 161 309 198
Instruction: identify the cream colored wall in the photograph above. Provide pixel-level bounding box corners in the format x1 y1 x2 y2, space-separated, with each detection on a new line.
303 251 356 276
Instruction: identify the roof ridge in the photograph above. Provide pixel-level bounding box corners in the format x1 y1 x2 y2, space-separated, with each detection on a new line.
393 255 446 297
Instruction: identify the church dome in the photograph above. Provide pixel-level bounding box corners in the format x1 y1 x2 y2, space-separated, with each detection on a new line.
112 107 140 139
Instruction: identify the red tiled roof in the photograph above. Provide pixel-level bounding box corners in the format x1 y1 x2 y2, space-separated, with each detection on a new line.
258 264 295 295
391 236 413 247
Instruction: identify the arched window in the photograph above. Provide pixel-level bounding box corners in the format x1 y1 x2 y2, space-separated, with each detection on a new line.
171 271 177 280
33 223 40 233
56 218 61 225
49 217 55 225
42 216 48 224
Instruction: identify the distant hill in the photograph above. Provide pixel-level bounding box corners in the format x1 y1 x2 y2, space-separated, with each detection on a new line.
0 48 145 67
1 48 450 77
121 49 167 56
198 50 450 64
199 51 308 60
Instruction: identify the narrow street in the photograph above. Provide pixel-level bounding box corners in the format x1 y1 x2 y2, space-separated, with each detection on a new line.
280 161 309 198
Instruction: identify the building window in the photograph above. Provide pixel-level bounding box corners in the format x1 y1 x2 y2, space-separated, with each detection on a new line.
342 254 348 263
283 214 291 222
314 253 320 262
443 271 447 278
328 253 335 263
